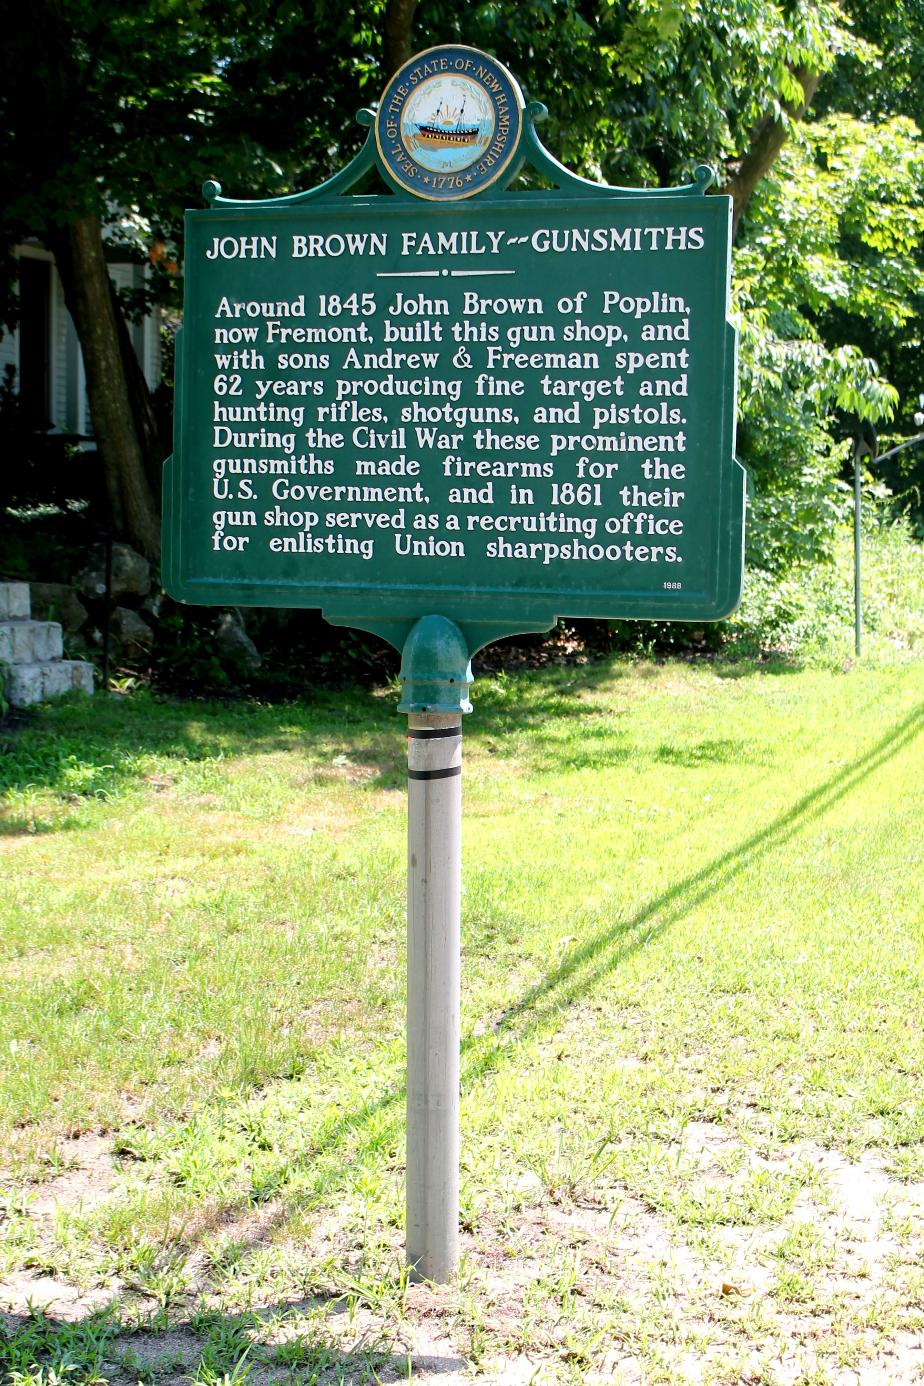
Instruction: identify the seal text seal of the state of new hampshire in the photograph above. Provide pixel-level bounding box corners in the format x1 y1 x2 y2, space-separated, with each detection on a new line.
375 45 524 200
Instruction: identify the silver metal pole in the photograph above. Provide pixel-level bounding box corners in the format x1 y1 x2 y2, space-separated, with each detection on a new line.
854 440 862 659
406 711 462 1283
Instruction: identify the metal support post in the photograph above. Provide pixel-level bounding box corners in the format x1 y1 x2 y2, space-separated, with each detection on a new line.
397 614 472 1283
406 711 462 1282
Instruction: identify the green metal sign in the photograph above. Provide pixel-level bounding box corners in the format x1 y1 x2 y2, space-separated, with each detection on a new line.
163 47 744 658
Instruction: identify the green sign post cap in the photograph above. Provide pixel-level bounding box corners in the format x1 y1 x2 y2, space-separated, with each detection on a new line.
397 614 474 714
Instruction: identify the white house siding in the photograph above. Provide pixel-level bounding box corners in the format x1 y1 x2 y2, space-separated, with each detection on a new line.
51 270 70 429
110 262 162 396
142 295 162 389
0 325 16 383
6 246 162 436
63 310 86 435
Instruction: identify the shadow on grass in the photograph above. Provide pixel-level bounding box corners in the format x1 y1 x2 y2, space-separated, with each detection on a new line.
710 655 805 679
0 651 817 816
295 697 922 1164
490 698 921 1025
166 696 924 1252
0 1300 462 1385
2 700 919 1371
0 657 632 811
653 736 765 767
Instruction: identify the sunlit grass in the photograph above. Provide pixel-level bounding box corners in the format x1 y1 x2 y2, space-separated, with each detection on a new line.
0 657 922 1381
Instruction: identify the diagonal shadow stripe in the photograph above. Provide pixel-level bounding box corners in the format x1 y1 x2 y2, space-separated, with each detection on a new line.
486 699 924 1041
177 699 923 1241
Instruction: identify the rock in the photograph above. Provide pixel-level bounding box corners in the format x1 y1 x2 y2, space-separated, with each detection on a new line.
140 587 165 620
30 582 89 634
0 619 63 663
110 607 154 655
5 662 42 706
5 661 94 707
77 544 151 601
70 662 95 695
0 583 30 620
214 610 262 672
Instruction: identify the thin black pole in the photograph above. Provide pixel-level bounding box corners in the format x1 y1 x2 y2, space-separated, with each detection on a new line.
851 430 924 662
101 530 113 692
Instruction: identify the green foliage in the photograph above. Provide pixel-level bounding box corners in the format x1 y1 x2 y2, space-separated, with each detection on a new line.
733 510 924 660
733 111 924 567
2 0 922 593
819 10 924 514
425 0 847 186
0 1310 116 1386
820 0 924 128
0 0 860 318
0 1 385 328
600 507 924 660
151 608 232 692
738 115 924 343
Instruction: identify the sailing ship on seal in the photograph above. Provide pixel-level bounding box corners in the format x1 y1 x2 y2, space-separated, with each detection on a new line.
413 98 481 148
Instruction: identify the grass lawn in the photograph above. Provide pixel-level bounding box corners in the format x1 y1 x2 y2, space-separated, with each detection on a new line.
1 655 923 1384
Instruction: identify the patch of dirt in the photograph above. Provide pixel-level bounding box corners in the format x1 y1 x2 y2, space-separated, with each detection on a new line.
274 808 358 836
0 832 48 850
26 1133 116 1217
458 1128 924 1383
0 1274 117 1322
4 1110 924 1382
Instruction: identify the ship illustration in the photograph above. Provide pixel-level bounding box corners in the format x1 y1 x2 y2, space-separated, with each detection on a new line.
413 98 481 147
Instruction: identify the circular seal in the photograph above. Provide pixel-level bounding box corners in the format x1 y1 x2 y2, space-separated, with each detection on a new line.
375 46 524 201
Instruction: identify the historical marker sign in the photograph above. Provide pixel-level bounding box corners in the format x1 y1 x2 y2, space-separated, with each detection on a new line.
163 46 744 652
162 45 747 1286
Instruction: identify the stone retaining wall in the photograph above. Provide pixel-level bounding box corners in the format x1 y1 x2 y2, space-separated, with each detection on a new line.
0 583 94 708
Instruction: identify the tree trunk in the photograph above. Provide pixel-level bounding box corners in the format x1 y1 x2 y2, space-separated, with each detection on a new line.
110 277 170 497
383 0 418 76
48 215 162 560
725 65 821 240
13 0 163 560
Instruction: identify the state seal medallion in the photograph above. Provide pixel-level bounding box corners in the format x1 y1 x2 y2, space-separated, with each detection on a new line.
375 45 524 200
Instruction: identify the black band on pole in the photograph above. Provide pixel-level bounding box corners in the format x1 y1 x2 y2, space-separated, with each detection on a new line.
407 727 462 740
407 766 463 780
